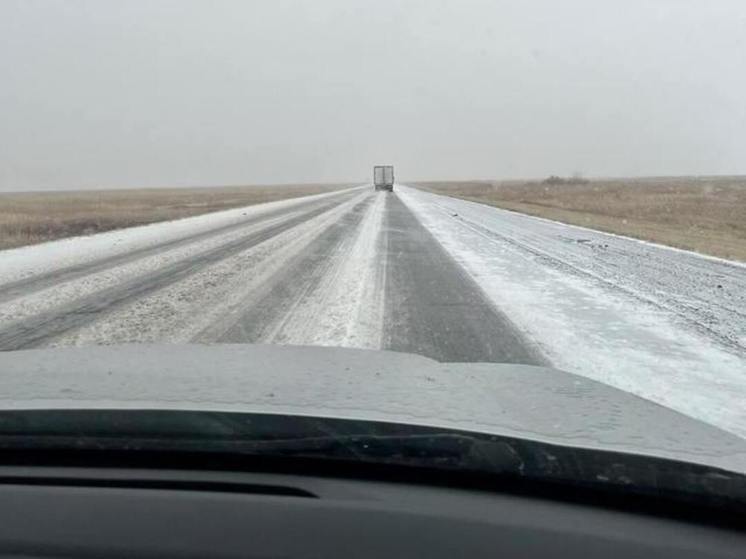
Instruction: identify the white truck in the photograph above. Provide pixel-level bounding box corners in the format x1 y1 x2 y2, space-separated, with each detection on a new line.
373 165 394 192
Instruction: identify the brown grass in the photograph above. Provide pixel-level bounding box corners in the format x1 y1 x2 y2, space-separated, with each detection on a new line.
414 177 746 261
0 183 352 251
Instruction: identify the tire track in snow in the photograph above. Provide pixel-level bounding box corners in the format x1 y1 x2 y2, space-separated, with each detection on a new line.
0 195 362 350
51 192 373 346
204 194 377 344
0 205 320 327
420 190 746 352
0 189 359 305
431 200 745 353
258 191 387 348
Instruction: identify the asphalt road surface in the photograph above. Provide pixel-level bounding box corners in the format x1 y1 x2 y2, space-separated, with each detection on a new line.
0 188 545 364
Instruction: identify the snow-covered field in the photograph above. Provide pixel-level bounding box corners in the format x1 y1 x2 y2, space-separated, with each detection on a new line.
397 185 746 438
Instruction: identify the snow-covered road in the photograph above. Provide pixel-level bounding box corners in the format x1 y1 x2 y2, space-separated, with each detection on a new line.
0 185 744 437
397 186 746 438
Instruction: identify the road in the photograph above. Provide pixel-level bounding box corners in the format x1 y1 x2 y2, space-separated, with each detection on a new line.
0 187 544 364
0 185 744 437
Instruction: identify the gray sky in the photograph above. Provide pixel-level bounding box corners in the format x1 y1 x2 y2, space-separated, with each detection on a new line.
1 0 745 191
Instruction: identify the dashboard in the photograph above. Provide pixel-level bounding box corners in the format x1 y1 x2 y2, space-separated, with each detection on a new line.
0 463 743 558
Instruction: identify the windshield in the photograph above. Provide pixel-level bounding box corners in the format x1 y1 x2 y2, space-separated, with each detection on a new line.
1 1 745 504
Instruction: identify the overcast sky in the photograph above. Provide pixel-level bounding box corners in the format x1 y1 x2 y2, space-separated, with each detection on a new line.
1 0 745 191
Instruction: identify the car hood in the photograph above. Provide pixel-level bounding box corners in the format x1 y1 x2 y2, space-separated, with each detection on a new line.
1 343 745 472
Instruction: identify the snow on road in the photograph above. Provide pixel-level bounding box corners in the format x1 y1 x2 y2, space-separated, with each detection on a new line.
52 191 372 346
0 206 313 326
0 187 362 287
262 191 387 348
398 185 746 438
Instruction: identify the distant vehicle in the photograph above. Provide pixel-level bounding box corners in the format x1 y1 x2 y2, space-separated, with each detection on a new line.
374 165 394 192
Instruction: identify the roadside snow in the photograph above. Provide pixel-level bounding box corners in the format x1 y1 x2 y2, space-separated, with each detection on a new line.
398 186 746 438
0 187 362 287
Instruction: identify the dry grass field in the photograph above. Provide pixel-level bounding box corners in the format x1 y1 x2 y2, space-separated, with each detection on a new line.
0 183 351 250
414 177 746 261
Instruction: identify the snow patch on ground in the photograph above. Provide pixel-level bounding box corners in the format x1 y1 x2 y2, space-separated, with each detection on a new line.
398 186 746 438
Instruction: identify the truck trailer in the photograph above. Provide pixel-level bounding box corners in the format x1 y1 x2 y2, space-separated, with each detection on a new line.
373 166 394 192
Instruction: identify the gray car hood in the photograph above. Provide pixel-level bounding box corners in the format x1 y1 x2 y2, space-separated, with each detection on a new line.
2 343 746 473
